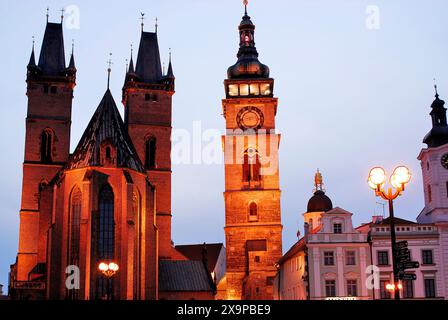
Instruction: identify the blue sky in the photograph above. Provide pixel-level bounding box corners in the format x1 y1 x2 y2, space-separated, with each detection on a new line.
1 0 448 290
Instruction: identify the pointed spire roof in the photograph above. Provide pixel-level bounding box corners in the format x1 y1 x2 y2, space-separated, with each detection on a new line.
166 49 174 78
38 22 66 75
66 90 145 172
28 40 36 67
128 45 135 73
135 31 162 83
68 40 75 69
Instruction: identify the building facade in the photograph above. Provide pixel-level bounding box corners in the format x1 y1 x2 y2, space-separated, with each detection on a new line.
416 89 448 299
275 173 372 300
357 217 442 299
222 7 283 300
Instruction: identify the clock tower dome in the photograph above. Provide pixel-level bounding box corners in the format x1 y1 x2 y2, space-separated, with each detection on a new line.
222 3 283 300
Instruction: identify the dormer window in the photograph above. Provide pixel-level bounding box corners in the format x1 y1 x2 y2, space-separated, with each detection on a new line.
100 141 116 167
333 223 342 234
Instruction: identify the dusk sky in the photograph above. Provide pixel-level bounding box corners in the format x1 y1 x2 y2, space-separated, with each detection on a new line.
1 0 448 289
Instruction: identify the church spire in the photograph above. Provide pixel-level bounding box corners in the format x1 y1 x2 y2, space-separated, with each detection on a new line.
128 44 135 73
28 36 36 67
227 1 270 79
166 48 174 78
68 39 76 69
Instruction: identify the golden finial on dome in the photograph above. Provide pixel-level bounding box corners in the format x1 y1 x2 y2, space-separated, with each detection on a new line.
314 169 324 192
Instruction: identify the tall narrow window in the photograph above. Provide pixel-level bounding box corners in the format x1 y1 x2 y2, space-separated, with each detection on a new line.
95 184 115 299
67 187 82 300
145 138 156 169
424 278 436 298
428 184 432 202
325 280 336 297
105 147 111 160
249 202 258 221
41 129 53 163
243 150 261 184
402 280 414 298
346 279 358 297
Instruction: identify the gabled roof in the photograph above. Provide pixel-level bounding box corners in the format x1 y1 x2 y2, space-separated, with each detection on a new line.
158 260 214 292
135 32 162 83
175 243 224 274
325 207 353 215
66 89 144 172
38 22 66 75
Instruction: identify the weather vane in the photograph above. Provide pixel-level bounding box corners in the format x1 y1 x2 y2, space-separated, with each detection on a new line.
107 53 113 89
434 78 439 98
60 8 65 22
155 17 158 33
46 7 50 22
140 12 145 31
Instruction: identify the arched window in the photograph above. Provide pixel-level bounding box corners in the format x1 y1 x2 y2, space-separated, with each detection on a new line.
95 184 115 299
67 187 82 300
309 219 313 229
249 202 258 221
40 129 53 163
145 137 156 169
243 149 261 184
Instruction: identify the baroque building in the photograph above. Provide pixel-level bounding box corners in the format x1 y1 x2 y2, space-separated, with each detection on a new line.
9 17 215 300
221 6 283 300
274 173 372 300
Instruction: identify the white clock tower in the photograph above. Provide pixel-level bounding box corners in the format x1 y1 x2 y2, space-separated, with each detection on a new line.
417 87 448 298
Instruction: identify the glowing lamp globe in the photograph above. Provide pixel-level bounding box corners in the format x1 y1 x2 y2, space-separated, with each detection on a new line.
391 166 411 189
98 262 108 272
368 167 386 189
109 262 119 272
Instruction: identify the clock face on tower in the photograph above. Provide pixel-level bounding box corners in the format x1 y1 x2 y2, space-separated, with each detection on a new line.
441 153 448 169
236 106 264 130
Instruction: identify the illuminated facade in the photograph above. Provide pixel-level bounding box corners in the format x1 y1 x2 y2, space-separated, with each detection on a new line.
221 7 283 300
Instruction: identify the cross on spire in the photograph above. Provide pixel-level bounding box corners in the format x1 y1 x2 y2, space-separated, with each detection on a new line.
107 53 113 89
32 36 35 50
140 12 145 31
155 17 158 33
46 7 49 22
60 7 65 22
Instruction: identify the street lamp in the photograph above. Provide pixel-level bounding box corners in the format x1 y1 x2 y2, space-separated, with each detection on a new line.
98 262 119 300
368 166 411 300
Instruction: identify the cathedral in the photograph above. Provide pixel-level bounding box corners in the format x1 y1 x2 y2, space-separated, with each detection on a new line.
9 3 282 301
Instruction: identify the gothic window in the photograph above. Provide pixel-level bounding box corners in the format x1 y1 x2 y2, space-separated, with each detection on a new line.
97 185 114 260
243 149 261 184
132 191 141 300
145 137 156 169
67 187 81 300
428 184 432 202
95 184 115 299
40 128 53 163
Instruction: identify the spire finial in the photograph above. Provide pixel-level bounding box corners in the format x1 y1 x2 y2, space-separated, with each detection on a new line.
131 43 133 57
32 36 35 51
125 59 129 72
140 12 145 31
107 53 113 89
46 7 49 22
155 17 158 33
243 0 248 15
434 78 439 99
314 169 324 192
169 47 172 62
60 7 65 22
71 39 74 55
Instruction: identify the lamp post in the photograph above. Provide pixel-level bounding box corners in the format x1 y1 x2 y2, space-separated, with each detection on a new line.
98 261 119 300
367 166 411 300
